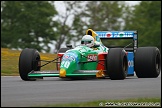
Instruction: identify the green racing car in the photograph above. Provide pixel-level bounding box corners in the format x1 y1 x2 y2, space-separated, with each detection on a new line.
19 29 161 81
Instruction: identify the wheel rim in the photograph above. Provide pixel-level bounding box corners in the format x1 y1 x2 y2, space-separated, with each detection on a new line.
36 55 41 70
156 53 160 72
123 55 128 74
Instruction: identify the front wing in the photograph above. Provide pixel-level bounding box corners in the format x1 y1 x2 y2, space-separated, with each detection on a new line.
28 70 106 78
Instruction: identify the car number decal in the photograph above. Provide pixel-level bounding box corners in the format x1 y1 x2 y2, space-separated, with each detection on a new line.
61 61 70 68
87 54 97 61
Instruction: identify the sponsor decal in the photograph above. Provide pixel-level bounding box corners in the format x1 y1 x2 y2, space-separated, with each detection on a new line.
110 32 133 37
97 31 134 38
62 55 75 61
106 32 112 37
67 52 78 58
128 60 134 67
62 52 78 61
87 54 97 61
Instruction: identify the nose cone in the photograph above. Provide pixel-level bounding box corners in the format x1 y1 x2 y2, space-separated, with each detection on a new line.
59 68 66 77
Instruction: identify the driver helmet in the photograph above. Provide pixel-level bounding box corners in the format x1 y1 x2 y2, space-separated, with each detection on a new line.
81 35 95 48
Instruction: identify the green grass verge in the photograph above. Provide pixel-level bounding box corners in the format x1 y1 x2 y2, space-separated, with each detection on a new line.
32 97 161 107
1 48 57 76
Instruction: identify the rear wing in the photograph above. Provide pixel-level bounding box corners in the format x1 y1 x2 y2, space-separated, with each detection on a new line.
86 29 138 52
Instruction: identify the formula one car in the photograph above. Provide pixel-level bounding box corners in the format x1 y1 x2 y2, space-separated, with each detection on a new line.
19 29 161 81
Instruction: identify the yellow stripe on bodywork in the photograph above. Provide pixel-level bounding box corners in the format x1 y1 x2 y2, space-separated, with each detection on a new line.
86 29 103 44
86 29 97 41
59 68 66 77
96 69 105 78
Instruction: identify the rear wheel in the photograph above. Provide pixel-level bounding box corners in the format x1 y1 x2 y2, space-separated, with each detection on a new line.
106 48 128 80
135 47 161 78
19 48 41 81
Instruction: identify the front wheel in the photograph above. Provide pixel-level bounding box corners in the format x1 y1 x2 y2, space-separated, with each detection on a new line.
19 48 41 81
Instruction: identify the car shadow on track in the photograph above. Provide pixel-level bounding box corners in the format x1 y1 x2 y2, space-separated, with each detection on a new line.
33 76 138 81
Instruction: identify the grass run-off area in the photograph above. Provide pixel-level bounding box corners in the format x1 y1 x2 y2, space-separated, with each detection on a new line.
32 97 161 107
1 48 57 76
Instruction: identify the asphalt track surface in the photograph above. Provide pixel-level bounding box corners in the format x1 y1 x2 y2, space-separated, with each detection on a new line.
1 74 161 107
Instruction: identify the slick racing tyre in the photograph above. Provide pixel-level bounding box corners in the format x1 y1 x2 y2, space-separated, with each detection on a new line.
135 47 161 78
19 48 41 81
107 48 128 80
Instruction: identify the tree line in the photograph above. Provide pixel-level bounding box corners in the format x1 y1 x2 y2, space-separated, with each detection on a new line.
1 1 161 53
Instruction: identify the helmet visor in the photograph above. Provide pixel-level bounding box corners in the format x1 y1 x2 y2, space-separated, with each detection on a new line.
81 40 91 44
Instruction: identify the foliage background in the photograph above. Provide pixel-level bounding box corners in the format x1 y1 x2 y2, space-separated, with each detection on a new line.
1 1 161 53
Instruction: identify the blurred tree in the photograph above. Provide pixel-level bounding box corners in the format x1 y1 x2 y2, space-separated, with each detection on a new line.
72 1 127 46
53 1 84 53
2 1 160 53
123 1 161 51
1 1 58 52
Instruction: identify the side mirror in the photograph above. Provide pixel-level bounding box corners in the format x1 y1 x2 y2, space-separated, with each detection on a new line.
66 44 73 49
94 44 100 48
